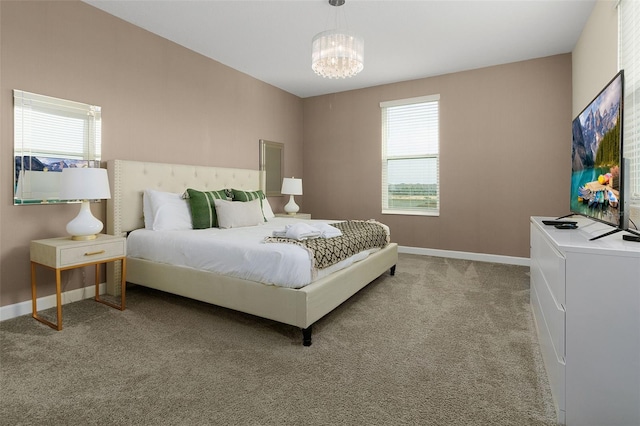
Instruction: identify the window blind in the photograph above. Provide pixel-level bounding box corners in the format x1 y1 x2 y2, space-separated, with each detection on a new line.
14 90 101 161
620 0 639 203
381 94 440 216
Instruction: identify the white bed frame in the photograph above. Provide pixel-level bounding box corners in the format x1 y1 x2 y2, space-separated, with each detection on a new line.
106 159 398 345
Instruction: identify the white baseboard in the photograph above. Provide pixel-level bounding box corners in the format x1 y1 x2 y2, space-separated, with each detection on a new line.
2 248 528 322
0 283 106 322
398 246 530 267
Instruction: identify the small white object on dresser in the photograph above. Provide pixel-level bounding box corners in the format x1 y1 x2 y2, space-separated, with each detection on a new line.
275 213 311 220
530 217 640 425
30 234 127 331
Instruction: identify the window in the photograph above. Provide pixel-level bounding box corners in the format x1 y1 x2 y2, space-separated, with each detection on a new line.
381 94 440 216
620 0 640 206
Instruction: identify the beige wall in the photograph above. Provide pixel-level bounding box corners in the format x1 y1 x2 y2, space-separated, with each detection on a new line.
302 55 573 258
0 1 303 307
572 0 618 118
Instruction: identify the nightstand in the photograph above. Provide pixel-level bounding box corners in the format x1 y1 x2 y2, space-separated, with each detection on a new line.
30 234 127 330
275 213 311 219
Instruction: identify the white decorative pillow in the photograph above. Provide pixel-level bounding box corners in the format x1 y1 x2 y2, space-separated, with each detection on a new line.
143 190 155 229
214 198 264 229
262 198 275 220
144 189 192 231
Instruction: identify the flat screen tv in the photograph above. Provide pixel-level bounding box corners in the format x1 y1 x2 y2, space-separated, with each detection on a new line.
570 70 627 240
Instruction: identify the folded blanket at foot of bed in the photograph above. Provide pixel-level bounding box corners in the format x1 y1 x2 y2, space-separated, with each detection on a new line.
264 220 390 274
272 222 343 240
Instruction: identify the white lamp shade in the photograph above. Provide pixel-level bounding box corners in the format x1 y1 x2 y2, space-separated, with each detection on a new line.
59 167 111 201
281 178 303 195
58 167 110 240
281 177 302 215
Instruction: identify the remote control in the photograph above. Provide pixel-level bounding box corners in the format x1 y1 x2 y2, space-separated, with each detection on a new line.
555 223 578 229
622 234 640 242
543 220 578 226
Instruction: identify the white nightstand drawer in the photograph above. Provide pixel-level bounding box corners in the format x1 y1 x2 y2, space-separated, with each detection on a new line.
31 234 126 268
59 241 125 267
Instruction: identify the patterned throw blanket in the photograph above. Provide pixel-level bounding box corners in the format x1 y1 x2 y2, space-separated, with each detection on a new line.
264 220 390 276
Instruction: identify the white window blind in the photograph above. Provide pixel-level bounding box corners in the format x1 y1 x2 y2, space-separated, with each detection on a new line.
620 0 639 204
14 90 102 162
381 94 440 216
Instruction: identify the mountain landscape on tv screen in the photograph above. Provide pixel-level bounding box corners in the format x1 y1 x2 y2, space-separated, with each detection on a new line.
572 99 620 172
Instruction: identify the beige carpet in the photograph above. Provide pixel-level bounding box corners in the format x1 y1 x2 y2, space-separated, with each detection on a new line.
0 254 556 425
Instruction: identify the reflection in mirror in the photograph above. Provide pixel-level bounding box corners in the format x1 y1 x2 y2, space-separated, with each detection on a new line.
259 140 284 197
14 90 102 205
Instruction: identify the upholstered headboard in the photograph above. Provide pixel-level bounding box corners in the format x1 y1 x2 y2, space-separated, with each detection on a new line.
105 159 264 294
106 159 264 236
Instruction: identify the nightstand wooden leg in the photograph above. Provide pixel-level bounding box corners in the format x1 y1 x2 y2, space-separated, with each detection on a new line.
95 263 100 300
31 262 63 331
55 269 62 330
31 262 37 317
120 258 127 310
95 259 126 311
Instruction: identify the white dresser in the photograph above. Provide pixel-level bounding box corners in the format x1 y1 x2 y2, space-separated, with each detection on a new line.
530 217 640 425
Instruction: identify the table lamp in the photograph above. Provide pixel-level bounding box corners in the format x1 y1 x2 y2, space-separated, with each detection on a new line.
58 167 111 240
281 177 303 215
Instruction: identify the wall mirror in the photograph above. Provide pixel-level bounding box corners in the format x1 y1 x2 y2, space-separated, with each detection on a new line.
259 139 284 196
14 90 102 205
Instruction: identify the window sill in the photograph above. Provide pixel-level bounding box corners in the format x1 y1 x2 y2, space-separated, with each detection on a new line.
382 209 439 217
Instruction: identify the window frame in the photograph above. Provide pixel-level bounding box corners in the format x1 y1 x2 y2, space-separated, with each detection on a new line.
380 94 440 217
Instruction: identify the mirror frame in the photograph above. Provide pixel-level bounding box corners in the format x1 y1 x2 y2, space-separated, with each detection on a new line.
259 139 284 197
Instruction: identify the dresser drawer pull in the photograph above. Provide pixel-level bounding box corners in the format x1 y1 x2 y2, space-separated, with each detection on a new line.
84 250 106 256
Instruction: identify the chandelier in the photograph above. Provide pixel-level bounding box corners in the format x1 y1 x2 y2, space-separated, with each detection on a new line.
311 0 364 79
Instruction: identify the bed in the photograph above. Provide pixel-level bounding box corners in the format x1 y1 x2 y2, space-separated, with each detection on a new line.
106 159 398 345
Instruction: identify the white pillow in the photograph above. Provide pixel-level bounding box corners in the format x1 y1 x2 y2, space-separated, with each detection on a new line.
214 198 264 229
143 190 155 229
144 189 192 231
262 197 275 220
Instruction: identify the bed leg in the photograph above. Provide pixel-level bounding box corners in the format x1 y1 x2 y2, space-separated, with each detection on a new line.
302 326 312 346
390 265 396 276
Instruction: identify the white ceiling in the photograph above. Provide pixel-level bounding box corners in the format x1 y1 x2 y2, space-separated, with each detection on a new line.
83 0 597 98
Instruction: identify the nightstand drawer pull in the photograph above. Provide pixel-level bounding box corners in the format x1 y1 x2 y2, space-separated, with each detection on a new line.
84 250 106 256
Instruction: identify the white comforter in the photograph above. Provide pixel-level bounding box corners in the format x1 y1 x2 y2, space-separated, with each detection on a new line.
127 218 380 288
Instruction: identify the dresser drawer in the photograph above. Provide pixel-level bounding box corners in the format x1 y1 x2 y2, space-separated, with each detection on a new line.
59 240 125 267
531 262 566 361
531 281 566 420
531 224 566 307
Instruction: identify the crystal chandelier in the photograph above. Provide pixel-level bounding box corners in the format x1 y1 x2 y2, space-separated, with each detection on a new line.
311 0 364 79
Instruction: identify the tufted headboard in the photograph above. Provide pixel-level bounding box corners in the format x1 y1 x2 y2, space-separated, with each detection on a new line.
106 159 264 237
105 159 264 295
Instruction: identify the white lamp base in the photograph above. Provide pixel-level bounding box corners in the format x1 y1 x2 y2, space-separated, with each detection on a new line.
66 200 104 240
284 195 299 215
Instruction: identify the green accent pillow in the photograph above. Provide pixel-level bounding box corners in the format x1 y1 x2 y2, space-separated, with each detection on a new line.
185 188 229 229
231 189 265 202
231 189 266 222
